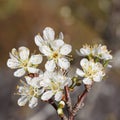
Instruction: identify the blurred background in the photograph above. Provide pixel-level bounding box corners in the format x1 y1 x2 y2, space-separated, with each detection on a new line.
0 0 120 120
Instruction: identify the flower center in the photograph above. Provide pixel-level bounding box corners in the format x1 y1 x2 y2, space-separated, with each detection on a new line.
20 59 28 68
84 66 97 78
51 51 60 61
29 86 35 96
29 86 38 97
51 81 60 91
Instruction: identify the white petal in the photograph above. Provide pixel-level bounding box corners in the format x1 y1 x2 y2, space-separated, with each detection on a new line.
29 54 43 64
41 91 54 101
45 60 56 72
76 68 85 77
40 80 50 87
93 75 102 82
18 96 28 106
102 53 113 60
59 32 64 40
19 46 30 60
63 78 72 87
14 68 26 77
43 27 55 41
93 72 104 82
30 77 41 88
55 91 63 101
80 58 89 67
83 78 92 85
25 76 32 85
27 67 39 73
9 53 18 61
11 48 18 57
43 71 54 79
40 45 52 56
107 64 112 68
34 34 44 47
58 58 70 70
51 39 64 50
80 48 90 56
10 48 19 59
7 59 20 69
18 86 24 93
29 97 38 108
60 44 72 55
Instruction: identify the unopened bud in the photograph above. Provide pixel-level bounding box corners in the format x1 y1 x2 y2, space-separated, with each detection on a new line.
58 101 65 108
57 108 63 115
72 77 77 82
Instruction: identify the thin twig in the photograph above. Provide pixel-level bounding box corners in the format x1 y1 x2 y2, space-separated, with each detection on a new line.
48 99 57 110
72 86 90 116
61 114 68 120
64 85 72 112
64 85 74 120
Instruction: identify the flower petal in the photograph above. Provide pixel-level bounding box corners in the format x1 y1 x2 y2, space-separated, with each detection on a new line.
43 27 55 41
60 44 72 55
58 58 70 70
17 96 28 106
80 58 89 67
7 59 20 69
76 68 85 77
55 91 63 101
19 46 30 60
29 97 38 108
93 71 105 82
45 60 56 72
14 68 26 77
59 32 64 40
39 45 52 56
83 78 92 85
80 48 90 56
41 91 54 101
30 77 41 88
29 54 43 64
25 76 32 85
27 67 40 73
40 79 50 87
34 34 44 47
11 48 18 57
51 39 64 50
18 86 24 93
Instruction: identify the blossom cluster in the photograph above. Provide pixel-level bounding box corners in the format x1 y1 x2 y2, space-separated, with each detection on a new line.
76 44 112 85
7 27 112 110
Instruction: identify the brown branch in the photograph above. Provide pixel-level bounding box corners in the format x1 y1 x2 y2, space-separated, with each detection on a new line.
61 114 68 120
72 84 92 117
48 99 57 110
64 85 72 112
64 85 74 120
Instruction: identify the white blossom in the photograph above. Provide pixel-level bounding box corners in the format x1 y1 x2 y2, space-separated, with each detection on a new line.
40 71 72 101
77 44 112 61
76 58 105 85
7 46 43 77
17 75 44 108
77 44 96 56
34 27 72 71
34 27 64 47
96 44 113 60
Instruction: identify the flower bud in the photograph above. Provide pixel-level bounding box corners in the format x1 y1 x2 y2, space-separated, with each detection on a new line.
58 101 65 108
57 108 63 115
